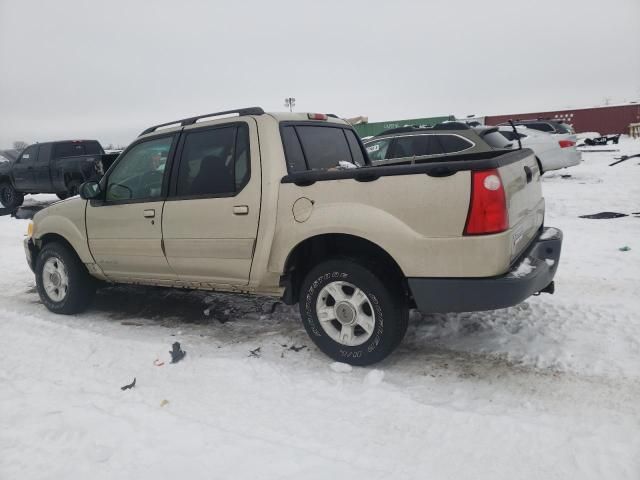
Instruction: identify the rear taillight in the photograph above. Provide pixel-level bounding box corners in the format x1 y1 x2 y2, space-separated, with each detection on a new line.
558 140 575 148
464 169 508 235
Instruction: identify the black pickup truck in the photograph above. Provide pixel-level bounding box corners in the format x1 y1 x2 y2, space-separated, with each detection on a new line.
0 140 119 209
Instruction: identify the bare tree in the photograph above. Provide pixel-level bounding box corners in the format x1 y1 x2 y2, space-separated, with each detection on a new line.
12 141 28 152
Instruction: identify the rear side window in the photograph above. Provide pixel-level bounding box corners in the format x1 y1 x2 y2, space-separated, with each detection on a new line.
176 126 243 197
281 126 306 172
53 142 84 158
37 143 52 162
519 122 554 133
281 125 363 172
365 138 392 161
437 135 473 153
387 135 445 159
481 131 512 149
296 126 353 170
387 137 415 159
344 130 365 166
500 131 527 141
553 123 571 134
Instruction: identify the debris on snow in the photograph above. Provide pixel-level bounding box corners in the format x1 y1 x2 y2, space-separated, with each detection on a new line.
619 246 631 252
248 347 261 358
289 345 307 352
579 211 628 219
160 399 169 408
330 362 353 373
169 342 186 364
120 378 136 391
153 359 164 366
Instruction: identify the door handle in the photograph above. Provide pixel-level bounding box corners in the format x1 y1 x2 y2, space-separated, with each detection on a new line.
233 205 249 215
143 209 155 218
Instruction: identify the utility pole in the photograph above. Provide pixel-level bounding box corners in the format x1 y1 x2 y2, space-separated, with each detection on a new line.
284 97 296 112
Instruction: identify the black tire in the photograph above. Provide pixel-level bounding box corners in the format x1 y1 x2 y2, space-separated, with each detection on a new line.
0 181 24 210
35 242 96 314
56 180 81 200
299 257 408 366
536 158 544 176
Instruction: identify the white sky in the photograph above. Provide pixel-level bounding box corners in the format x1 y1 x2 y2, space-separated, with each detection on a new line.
1 0 639 148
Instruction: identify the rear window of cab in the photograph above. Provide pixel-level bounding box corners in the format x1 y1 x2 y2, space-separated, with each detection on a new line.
281 124 366 173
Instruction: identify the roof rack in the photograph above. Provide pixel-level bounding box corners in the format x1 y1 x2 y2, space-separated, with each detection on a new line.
139 107 265 136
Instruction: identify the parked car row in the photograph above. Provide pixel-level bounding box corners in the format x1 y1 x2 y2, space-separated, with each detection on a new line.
23 107 562 365
0 140 118 209
363 120 581 174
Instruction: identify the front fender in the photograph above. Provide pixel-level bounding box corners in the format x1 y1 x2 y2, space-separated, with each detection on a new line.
32 198 94 263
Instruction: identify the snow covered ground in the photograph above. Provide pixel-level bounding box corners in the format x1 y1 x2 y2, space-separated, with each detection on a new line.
1 140 639 479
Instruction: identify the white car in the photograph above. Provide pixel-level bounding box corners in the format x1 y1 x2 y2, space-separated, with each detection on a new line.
497 126 581 173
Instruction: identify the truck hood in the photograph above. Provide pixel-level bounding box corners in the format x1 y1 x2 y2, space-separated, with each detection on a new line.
33 196 86 224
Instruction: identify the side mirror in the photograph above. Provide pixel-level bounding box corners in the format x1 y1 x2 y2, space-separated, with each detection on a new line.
79 181 102 200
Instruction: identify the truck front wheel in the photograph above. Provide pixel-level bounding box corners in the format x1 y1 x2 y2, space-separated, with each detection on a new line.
35 242 96 314
299 258 408 366
0 182 24 210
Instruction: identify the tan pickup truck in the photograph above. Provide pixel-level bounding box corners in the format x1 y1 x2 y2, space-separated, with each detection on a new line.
24 108 562 365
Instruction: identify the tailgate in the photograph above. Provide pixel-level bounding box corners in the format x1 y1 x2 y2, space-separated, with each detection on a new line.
497 148 545 261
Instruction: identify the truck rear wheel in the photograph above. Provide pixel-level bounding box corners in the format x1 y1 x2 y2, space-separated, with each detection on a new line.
0 182 24 210
35 242 96 314
298 258 408 366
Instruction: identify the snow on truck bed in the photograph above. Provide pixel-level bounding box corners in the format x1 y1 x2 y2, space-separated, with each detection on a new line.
1 139 640 479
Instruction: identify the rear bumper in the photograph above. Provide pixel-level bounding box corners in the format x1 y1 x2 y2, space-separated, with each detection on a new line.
408 227 562 313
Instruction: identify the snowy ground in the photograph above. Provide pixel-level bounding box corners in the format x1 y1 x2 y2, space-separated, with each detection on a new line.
1 141 639 479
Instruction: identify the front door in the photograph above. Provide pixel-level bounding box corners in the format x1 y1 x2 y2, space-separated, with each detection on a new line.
86 134 178 283
13 145 39 191
162 120 261 286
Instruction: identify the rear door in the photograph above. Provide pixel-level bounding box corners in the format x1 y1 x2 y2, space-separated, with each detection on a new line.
32 143 53 191
12 145 39 190
86 134 178 282
161 119 261 286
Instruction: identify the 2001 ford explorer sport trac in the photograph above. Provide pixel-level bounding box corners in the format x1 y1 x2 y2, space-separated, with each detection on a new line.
24 107 563 365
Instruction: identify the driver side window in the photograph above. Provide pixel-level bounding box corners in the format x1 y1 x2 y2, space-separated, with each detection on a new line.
106 136 174 202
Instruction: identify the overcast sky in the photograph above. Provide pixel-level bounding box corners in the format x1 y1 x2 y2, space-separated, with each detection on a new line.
1 0 639 148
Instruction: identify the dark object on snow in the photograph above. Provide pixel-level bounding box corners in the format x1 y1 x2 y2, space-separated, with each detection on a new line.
619 246 631 252
121 378 136 391
584 134 620 146
249 347 261 358
289 345 307 352
579 212 628 219
262 301 281 314
170 342 186 363
561 174 572 178
609 153 640 167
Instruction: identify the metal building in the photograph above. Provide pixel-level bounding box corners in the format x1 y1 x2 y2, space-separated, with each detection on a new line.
352 115 453 138
483 103 640 135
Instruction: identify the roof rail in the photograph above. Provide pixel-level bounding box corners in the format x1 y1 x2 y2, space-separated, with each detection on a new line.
139 107 265 136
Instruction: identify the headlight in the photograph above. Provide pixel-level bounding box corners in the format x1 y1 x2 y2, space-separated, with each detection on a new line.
27 221 34 238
